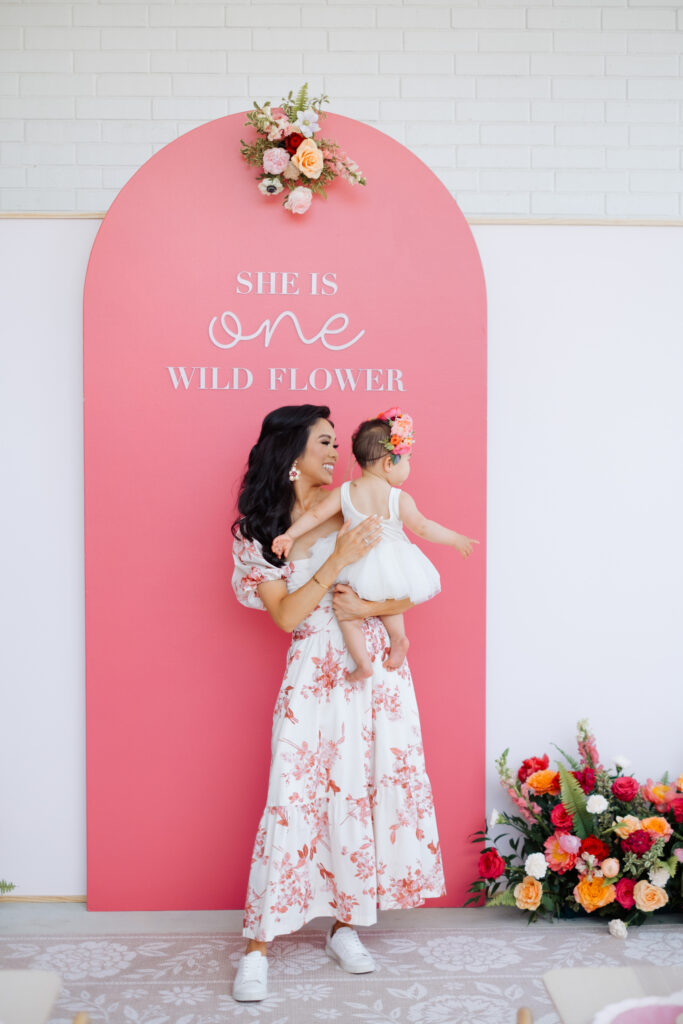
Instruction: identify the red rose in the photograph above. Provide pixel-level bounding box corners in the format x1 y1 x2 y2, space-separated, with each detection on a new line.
284 133 305 155
518 754 549 783
478 847 506 879
573 767 596 794
612 776 639 802
580 835 611 861
550 803 574 830
621 829 655 856
615 877 636 909
671 797 683 824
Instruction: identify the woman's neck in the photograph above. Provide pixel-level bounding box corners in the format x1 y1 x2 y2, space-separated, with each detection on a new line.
292 478 325 515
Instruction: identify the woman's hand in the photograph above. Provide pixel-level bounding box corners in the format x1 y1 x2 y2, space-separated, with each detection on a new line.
332 516 382 569
332 583 372 623
272 533 293 558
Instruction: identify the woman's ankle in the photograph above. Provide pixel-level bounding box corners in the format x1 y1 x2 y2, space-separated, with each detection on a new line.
245 939 267 956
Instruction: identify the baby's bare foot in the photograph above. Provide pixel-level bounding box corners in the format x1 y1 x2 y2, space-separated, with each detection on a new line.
345 664 373 683
384 635 410 671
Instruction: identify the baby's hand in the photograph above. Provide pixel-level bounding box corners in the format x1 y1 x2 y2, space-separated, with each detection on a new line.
272 534 293 558
454 534 479 559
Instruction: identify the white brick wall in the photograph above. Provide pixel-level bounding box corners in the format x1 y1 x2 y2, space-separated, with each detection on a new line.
0 1 681 218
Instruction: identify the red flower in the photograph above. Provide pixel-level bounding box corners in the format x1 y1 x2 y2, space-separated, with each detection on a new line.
573 767 596 794
284 133 305 155
580 835 610 861
478 847 506 879
612 776 639 802
671 796 683 823
550 803 574 830
615 877 636 909
621 829 655 856
518 754 549 783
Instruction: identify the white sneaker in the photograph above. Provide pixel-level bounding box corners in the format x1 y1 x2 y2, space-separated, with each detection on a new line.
232 950 268 1001
325 925 375 974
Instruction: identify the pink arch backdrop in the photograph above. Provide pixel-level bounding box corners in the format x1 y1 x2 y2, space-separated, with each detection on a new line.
84 112 486 910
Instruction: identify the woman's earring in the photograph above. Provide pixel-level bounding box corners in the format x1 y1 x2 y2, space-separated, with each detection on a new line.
289 461 301 482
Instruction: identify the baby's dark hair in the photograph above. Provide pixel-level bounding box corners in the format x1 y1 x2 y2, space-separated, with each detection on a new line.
352 418 391 468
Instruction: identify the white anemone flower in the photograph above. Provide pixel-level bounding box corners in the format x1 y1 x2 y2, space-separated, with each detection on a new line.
608 919 628 939
257 177 283 196
294 108 320 138
586 794 608 814
524 853 547 880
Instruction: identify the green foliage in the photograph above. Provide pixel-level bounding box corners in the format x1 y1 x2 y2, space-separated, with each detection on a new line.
558 763 592 839
551 743 579 770
486 888 517 908
0 879 15 895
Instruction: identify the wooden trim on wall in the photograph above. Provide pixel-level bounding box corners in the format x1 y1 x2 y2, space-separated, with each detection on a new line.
1 212 682 227
0 894 87 903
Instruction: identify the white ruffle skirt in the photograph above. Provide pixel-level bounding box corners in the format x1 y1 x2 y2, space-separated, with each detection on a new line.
337 538 441 605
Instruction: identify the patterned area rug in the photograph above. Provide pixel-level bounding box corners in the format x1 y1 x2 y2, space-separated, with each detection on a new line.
2 923 682 1024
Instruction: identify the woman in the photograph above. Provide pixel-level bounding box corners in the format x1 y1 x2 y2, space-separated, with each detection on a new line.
231 404 445 1002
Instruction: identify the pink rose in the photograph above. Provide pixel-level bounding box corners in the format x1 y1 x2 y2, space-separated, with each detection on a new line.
612 776 639 801
601 858 620 878
673 848 683 863
551 804 574 830
615 877 635 908
263 147 290 175
284 186 313 215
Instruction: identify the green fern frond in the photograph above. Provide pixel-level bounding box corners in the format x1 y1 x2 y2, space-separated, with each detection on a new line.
551 743 579 769
558 763 592 838
0 879 16 895
293 83 309 113
486 888 517 908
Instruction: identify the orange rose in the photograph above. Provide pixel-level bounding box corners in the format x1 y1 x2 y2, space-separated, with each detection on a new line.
613 814 641 839
677 774 683 793
526 769 560 795
573 876 616 913
513 875 542 911
633 880 668 912
291 139 324 179
641 816 673 840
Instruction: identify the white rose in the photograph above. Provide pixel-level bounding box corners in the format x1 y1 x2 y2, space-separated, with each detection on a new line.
608 919 628 939
524 853 547 880
586 794 608 814
648 866 670 888
613 754 631 770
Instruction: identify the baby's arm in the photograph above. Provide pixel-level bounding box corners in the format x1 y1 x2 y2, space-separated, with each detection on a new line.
398 492 478 558
272 488 343 557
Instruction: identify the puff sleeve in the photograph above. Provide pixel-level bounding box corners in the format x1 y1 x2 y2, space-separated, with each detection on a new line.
232 532 293 611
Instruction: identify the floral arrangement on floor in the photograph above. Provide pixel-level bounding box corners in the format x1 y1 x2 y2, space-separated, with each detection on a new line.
468 720 683 937
240 83 366 215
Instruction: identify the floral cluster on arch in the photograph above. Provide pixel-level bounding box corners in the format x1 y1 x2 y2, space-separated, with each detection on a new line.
240 84 366 215
468 719 682 936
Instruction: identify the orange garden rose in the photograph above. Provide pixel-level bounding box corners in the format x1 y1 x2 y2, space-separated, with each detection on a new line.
600 858 620 878
633 880 669 912
514 876 543 911
526 769 561 795
574 876 616 913
641 816 673 840
613 814 641 839
677 774 683 792
291 138 324 179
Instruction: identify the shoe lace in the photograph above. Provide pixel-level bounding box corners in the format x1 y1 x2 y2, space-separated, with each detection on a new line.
242 953 265 979
336 927 367 954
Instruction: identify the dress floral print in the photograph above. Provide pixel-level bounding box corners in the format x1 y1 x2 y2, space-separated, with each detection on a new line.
232 532 445 942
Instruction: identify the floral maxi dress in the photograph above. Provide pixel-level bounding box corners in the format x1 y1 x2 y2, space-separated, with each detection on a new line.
232 532 446 942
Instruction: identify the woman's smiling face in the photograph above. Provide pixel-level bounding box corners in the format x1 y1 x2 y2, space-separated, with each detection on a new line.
297 418 338 485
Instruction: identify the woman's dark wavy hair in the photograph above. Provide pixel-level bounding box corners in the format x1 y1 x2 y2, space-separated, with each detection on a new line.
232 404 332 567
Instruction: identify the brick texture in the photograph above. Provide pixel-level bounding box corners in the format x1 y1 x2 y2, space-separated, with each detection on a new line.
1 0 681 218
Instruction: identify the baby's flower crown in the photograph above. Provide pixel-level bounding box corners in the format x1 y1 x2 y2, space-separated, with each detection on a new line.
376 407 415 464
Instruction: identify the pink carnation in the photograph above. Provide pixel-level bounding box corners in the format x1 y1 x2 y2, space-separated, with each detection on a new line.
263 147 290 175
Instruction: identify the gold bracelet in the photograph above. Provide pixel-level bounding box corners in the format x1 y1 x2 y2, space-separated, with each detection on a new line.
312 573 327 589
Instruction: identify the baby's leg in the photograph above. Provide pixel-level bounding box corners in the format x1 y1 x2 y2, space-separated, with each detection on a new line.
339 618 373 682
381 613 410 670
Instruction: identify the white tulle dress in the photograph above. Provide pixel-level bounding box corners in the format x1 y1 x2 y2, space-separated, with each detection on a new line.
336 482 441 604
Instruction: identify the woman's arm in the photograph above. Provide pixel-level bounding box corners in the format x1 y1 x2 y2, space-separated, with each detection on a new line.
399 492 478 557
332 584 412 622
259 517 382 633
